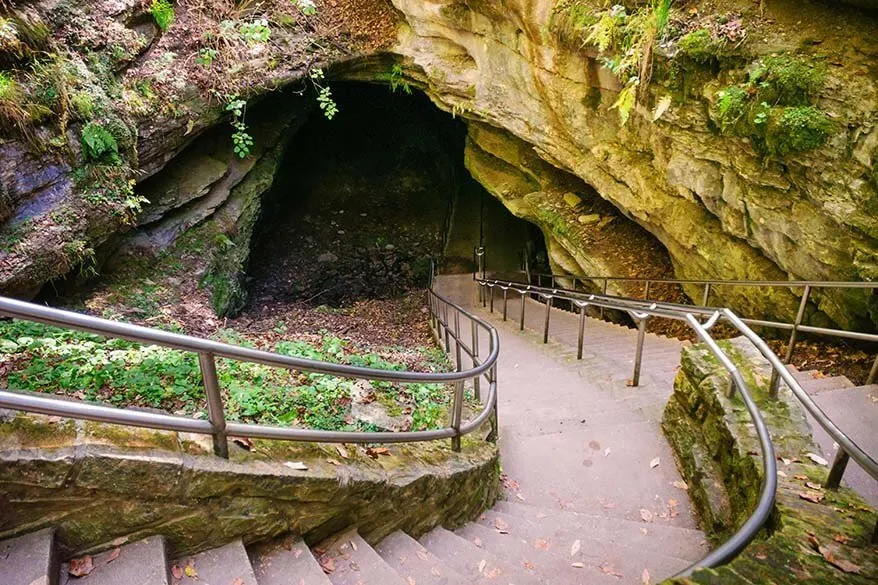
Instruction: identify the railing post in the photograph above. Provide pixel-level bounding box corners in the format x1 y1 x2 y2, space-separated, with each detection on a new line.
487 364 498 443
489 285 494 313
471 319 481 401
454 309 462 371
543 296 553 344
450 380 464 452
631 316 648 387
824 448 850 489
770 285 811 396
577 303 587 360
199 352 229 459
551 274 556 289
644 280 651 300
572 277 577 290
502 288 509 321
519 290 526 331
867 352 877 385
443 302 451 352
701 283 711 306
600 278 608 319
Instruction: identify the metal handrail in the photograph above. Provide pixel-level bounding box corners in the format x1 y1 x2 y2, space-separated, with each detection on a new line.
0 288 500 456
479 275 877 574
522 269 878 384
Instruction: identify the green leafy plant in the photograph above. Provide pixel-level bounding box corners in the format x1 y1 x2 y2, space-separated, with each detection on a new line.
223 95 253 158
310 68 338 120
389 64 412 95
296 0 318 16
196 47 218 68
238 19 270 44
150 0 175 33
81 122 120 164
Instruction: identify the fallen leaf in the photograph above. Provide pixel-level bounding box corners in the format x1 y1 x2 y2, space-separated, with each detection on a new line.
570 539 581 556
184 560 198 578
320 557 335 574
68 557 94 577
365 447 391 459
819 546 861 574
231 436 253 450
667 499 678 507
640 528 648 535
652 95 672 121
416 550 429 561
523 561 535 570
640 509 654 523
284 461 308 471
478 559 487 574
515 493 526 501
799 491 825 504
534 539 550 550
642 568 651 585
834 535 850 544
807 453 829 466
326 458 341 466
105 548 121 564
407 577 416 585
778 470 788 478
794 475 809 480
805 482 823 491
494 518 508 533
171 565 184 579
672 480 688 490
600 563 624 578
650 457 660 469
232 578 244 585
336 444 349 458
350 540 358 551
781 457 792 465
484 567 502 578
472 537 483 547
571 562 585 568
430 567 440 576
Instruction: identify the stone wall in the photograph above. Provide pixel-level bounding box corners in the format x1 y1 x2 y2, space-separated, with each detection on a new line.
662 338 876 583
0 409 499 558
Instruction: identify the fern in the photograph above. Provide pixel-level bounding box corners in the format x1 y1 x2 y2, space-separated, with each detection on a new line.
81 122 120 164
611 82 638 126
150 0 175 33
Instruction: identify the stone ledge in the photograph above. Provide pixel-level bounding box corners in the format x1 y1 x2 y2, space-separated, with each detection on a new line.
0 409 499 558
662 337 876 584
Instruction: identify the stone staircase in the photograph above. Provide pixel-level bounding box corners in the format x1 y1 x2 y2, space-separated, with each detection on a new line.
3 501 707 585
4 275 875 584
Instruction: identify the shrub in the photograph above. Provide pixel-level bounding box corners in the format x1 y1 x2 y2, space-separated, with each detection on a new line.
81 122 120 164
150 0 175 33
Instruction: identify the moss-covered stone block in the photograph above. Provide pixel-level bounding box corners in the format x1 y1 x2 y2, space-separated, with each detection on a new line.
662 337 877 584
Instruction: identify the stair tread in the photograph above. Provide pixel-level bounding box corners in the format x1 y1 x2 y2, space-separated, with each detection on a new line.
317 528 407 585
173 540 257 585
61 536 167 585
375 531 467 585
480 505 706 567
492 501 705 540
419 526 540 585
1 528 55 585
249 535 331 585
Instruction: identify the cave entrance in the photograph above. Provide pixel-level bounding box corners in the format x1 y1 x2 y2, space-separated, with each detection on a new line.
246 82 541 309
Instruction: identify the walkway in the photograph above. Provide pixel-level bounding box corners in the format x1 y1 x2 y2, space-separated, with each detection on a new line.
430 274 707 581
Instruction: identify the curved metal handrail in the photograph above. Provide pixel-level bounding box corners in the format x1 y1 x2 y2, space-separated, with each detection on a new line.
479 276 876 575
0 288 500 455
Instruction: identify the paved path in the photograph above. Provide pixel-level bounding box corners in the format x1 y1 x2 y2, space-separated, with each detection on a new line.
433 274 708 578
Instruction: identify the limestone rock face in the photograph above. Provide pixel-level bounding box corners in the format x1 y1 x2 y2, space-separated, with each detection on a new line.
386 0 878 329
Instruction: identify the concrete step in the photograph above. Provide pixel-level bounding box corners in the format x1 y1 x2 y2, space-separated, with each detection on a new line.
790 371 854 395
0 528 56 585
249 535 331 585
173 540 257 585
61 536 168 585
375 531 468 585
488 502 706 561
419 526 541 585
317 528 407 585
807 384 878 508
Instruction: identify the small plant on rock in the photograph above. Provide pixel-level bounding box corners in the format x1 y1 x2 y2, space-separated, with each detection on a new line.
310 68 338 120
224 94 253 158
150 0 175 33
81 122 120 164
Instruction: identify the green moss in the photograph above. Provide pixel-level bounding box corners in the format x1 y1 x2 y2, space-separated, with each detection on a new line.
715 85 750 134
677 29 724 66
764 106 834 156
750 54 826 106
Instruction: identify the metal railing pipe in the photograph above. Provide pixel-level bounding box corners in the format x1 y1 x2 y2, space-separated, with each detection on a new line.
199 352 229 459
